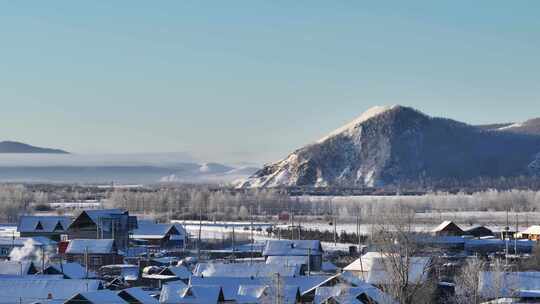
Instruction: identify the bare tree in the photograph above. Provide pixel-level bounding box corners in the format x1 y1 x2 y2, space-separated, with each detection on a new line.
372 206 436 304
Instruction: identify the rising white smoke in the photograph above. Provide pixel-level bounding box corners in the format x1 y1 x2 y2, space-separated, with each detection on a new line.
9 238 52 265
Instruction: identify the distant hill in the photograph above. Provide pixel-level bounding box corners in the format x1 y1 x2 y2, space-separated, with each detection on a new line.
238 105 540 188
0 141 69 154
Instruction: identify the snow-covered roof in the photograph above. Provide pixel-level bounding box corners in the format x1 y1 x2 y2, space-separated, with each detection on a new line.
0 278 101 304
100 264 139 281
479 271 540 299
18 216 71 233
266 255 309 266
314 284 397 304
194 262 300 278
160 266 192 280
131 220 185 240
45 262 96 279
84 209 125 223
432 221 462 233
263 240 323 256
519 225 540 235
160 281 222 304
190 275 332 299
66 239 115 254
118 287 159 304
0 236 56 248
0 261 36 275
68 290 126 304
343 252 431 285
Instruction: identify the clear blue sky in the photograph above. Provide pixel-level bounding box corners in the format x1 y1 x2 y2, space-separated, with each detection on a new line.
1 1 539 164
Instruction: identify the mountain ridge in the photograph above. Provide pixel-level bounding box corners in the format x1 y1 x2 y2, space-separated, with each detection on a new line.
238 105 540 188
0 141 69 154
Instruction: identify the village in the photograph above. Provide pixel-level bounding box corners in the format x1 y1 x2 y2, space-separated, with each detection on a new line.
0 206 539 304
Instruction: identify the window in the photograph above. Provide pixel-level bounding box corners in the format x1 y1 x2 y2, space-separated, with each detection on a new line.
35 221 43 230
91 256 102 266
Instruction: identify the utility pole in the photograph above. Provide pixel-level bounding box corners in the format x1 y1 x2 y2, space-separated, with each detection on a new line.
250 206 254 265
84 246 89 279
307 247 311 276
197 202 202 261
333 213 337 247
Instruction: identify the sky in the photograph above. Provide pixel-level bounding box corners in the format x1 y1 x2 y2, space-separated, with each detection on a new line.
1 1 539 165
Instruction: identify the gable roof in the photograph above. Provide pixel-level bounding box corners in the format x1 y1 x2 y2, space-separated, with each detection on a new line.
18 216 71 233
131 220 181 239
68 209 126 230
193 262 300 278
66 239 115 254
314 284 397 304
263 240 323 256
117 287 159 304
159 266 192 280
0 278 101 304
432 221 464 234
160 281 223 304
67 290 126 304
190 275 331 299
44 262 96 279
343 252 431 285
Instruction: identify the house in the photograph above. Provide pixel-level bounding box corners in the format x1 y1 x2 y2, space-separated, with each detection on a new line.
431 221 464 236
65 290 127 304
343 252 432 286
18 215 71 241
160 281 226 304
479 271 540 300
0 261 38 275
193 261 301 278
189 275 334 303
0 236 55 259
131 220 187 249
43 262 97 279
516 225 540 241
67 209 137 250
65 239 123 271
464 225 493 238
263 240 324 271
117 287 159 304
158 265 192 282
0 278 102 304
99 264 139 282
314 285 397 304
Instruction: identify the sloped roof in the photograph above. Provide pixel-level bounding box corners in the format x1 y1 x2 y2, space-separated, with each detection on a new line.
266 255 309 266
84 209 125 223
190 275 331 299
193 262 300 278
118 287 159 304
479 271 540 299
0 278 101 304
160 266 192 280
18 216 71 233
0 261 35 275
69 290 126 304
45 262 96 279
520 225 540 235
314 284 397 304
263 240 323 256
432 221 463 233
132 220 183 239
160 282 222 304
66 239 115 254
343 252 431 285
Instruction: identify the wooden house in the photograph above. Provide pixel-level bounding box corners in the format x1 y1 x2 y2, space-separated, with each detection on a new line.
67 209 137 250
65 239 123 272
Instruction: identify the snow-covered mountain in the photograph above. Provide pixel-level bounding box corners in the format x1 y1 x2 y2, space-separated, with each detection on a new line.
238 105 540 188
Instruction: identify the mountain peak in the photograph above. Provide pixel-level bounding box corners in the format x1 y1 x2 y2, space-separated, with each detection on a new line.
317 105 422 143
